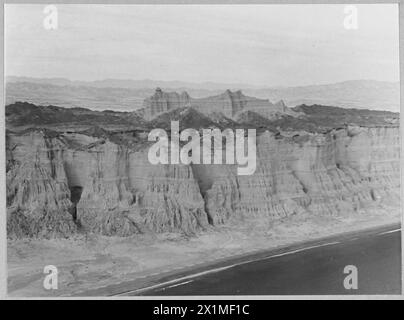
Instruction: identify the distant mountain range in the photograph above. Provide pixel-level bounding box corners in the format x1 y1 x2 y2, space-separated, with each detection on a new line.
5 77 400 112
6 76 259 90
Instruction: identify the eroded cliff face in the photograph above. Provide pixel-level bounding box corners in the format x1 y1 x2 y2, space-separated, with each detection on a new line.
144 88 191 120
202 126 400 225
6 131 77 239
6 125 400 239
6 130 209 237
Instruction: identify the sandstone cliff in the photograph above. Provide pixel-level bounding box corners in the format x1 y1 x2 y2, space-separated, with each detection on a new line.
6 130 77 239
201 126 400 225
143 88 296 120
7 130 209 237
6 122 399 238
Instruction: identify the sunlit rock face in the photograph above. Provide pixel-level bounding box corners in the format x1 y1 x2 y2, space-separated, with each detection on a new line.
6 130 76 239
129 157 209 234
6 130 209 238
144 88 191 120
5 124 400 239
334 126 400 205
201 126 400 224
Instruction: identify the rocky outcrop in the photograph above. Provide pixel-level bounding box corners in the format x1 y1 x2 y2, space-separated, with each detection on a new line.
143 88 293 120
144 88 191 120
6 123 400 239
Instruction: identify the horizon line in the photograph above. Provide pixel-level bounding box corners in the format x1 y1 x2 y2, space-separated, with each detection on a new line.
5 75 400 89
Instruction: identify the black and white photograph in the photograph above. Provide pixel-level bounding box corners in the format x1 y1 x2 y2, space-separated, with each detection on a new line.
2 2 402 298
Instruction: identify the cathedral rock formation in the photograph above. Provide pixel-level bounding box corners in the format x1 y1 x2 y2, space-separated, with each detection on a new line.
143 88 294 120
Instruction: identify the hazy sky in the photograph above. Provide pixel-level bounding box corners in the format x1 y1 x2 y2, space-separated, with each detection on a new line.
5 4 400 87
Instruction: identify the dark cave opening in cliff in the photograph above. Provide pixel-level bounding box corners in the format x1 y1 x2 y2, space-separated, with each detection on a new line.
69 186 83 221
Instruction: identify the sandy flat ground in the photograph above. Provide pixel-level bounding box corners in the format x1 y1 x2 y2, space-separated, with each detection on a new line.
7 207 401 297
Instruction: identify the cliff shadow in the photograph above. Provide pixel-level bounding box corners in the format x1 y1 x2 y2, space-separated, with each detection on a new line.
69 186 83 221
